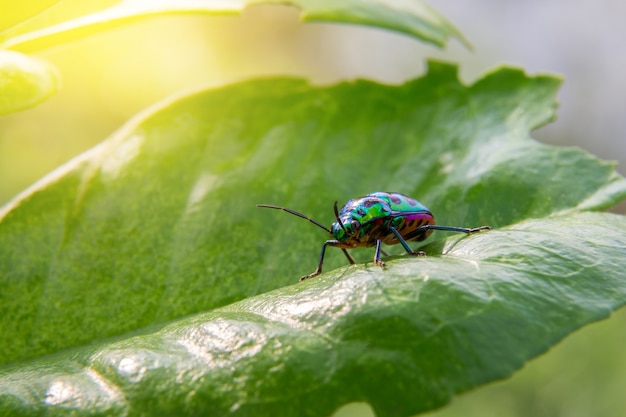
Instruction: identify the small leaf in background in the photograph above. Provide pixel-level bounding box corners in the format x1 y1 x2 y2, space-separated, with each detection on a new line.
1 212 626 416
0 1 466 113
0 50 59 115
1 0 467 52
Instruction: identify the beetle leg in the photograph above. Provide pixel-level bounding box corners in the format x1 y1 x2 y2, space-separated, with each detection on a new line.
389 226 426 256
374 239 386 268
341 248 356 265
300 240 346 282
403 224 491 241
419 225 491 234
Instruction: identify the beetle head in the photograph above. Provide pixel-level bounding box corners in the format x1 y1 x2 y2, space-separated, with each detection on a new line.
332 216 362 242
331 196 392 242
330 200 356 242
331 198 381 242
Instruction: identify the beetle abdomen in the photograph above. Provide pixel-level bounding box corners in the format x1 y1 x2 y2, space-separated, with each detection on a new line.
334 192 438 246
382 211 436 244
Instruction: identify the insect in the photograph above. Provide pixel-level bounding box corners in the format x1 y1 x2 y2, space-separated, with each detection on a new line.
257 192 490 281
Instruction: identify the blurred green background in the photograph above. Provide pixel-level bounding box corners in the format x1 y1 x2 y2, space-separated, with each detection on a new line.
1 2 625 416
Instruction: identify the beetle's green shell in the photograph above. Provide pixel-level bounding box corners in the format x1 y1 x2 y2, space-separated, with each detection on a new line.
368 191 431 213
332 192 435 245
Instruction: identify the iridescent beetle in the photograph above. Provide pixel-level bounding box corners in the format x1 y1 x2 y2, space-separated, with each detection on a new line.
257 192 490 281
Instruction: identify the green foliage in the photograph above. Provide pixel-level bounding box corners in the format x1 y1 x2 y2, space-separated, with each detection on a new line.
2 1 626 416
1 1 465 51
1 60 626 415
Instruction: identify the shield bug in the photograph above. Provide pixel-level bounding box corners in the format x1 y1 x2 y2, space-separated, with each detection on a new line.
257 191 490 281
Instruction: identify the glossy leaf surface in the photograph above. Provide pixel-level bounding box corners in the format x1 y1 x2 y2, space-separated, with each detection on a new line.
2 212 626 416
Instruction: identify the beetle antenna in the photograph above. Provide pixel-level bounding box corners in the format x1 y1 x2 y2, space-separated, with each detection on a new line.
333 201 349 235
257 204 331 233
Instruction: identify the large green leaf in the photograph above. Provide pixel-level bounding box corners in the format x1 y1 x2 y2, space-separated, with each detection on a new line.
1 60 625 366
1 61 626 415
0 50 59 115
1 0 468 51
1 212 626 416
